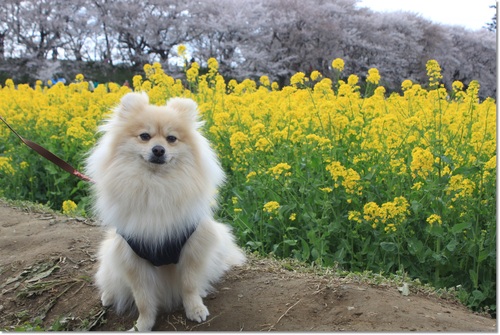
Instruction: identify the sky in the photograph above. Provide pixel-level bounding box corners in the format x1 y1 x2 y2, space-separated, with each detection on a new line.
357 0 496 31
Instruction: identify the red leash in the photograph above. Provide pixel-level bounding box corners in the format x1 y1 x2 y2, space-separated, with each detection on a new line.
0 115 95 184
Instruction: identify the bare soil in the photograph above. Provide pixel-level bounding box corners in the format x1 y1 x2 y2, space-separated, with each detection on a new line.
0 200 496 332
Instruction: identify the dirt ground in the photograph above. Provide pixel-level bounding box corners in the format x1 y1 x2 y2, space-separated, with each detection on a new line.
0 200 496 332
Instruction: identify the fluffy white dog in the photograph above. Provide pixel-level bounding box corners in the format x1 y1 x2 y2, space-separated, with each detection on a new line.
85 92 246 331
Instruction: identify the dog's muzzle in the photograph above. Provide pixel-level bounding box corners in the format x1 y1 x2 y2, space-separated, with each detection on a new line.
149 145 166 164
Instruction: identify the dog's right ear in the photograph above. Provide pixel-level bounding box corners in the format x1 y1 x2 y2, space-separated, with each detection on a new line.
118 92 149 116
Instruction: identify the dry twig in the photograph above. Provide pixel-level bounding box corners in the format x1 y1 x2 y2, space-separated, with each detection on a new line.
267 298 302 331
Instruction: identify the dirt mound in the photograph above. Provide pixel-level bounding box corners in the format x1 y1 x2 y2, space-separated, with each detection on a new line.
0 201 496 331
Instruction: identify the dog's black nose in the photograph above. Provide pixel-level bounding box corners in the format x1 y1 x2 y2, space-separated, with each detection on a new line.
152 145 165 157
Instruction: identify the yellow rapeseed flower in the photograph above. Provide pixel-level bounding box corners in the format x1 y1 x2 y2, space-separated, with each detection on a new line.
255 138 272 152
384 223 397 233
290 72 307 86
310 71 322 81
348 210 362 223
230 131 248 149
268 162 292 179
363 202 380 222
331 58 345 72
452 80 464 91
446 175 475 201
0 157 15 175
466 80 480 100
5 78 14 88
410 147 434 179
186 62 200 82
484 155 496 170
259 75 271 87
263 201 280 214
347 74 359 86
343 168 362 195
62 200 78 215
426 214 442 226
401 79 413 91
177 44 187 57
326 161 345 187
207 57 219 74
246 171 257 182
411 182 424 190
326 161 361 194
426 59 443 88
366 68 381 85
132 75 143 90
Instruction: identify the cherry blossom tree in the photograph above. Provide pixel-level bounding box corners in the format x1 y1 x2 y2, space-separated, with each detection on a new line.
0 0 495 97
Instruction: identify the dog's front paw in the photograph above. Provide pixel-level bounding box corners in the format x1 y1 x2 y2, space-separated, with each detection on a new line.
185 301 209 323
128 316 155 331
100 291 113 307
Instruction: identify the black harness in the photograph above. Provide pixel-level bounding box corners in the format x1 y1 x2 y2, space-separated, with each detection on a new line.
119 225 197 266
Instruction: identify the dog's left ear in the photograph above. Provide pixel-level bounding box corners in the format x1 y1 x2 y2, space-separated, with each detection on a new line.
166 97 200 124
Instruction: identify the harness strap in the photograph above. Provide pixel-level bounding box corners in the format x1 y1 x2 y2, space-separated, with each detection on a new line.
119 225 197 266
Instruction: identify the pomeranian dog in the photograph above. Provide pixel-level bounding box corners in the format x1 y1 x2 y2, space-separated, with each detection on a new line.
85 92 246 331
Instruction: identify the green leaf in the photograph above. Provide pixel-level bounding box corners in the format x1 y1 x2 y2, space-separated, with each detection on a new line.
246 241 262 250
380 242 397 252
311 248 320 260
407 238 423 255
410 201 422 214
334 248 346 262
451 221 472 234
446 239 458 252
453 165 480 176
429 223 444 237
361 235 372 254
300 238 310 260
363 164 379 181
439 154 452 165
478 249 489 263
432 252 446 264
469 269 478 288
471 290 486 303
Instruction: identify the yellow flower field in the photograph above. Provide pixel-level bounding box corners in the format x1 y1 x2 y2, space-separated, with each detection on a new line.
0 58 496 312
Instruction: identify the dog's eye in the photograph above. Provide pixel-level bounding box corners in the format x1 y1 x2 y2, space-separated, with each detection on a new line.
139 133 151 141
166 135 177 143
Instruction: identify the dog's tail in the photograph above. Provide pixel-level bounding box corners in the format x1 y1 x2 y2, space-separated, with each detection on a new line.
216 222 246 267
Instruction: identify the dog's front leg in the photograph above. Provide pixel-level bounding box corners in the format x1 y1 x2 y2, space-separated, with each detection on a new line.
130 294 157 331
128 271 160 331
178 221 216 323
182 271 209 322
179 258 210 323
